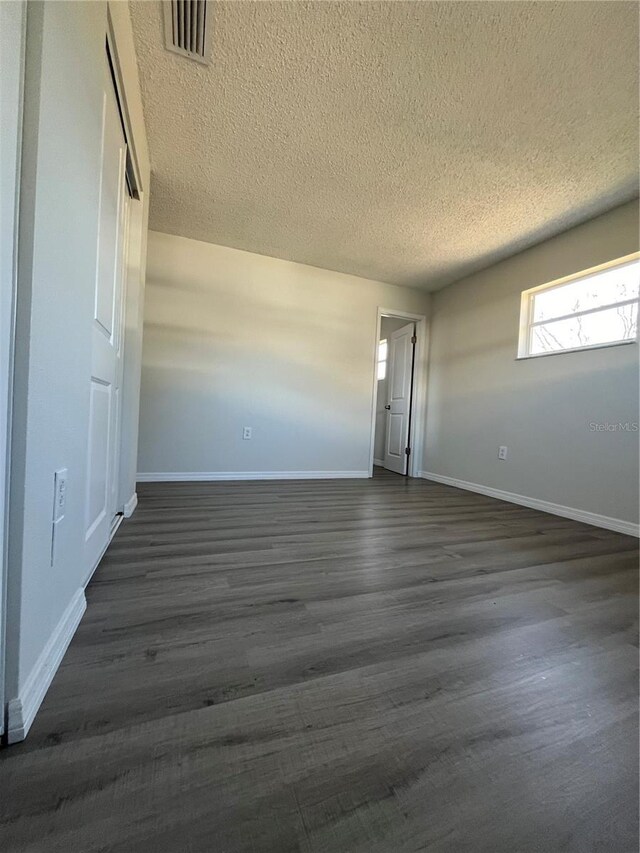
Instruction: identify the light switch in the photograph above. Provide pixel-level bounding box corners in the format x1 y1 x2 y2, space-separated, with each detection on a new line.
53 468 68 522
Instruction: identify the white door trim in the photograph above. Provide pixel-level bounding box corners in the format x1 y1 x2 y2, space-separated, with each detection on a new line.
105 4 148 518
106 10 143 200
0 0 27 738
369 307 429 478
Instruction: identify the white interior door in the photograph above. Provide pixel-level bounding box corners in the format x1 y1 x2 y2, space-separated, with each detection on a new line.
383 322 415 475
85 58 128 579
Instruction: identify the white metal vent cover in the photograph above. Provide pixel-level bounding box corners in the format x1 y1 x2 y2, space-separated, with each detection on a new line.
163 0 211 65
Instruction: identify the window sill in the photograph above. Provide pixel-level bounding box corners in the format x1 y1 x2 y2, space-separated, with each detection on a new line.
516 338 637 361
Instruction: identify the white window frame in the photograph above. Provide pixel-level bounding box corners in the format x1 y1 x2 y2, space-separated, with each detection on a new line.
517 252 640 359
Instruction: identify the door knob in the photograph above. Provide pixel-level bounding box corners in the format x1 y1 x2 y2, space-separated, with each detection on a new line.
384 405 391 410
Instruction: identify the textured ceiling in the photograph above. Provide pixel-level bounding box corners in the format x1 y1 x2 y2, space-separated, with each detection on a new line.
130 1 639 290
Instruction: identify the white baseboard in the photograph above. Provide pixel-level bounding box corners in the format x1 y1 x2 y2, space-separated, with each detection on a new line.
7 588 86 744
419 471 639 537
373 458 384 467
123 492 138 517
137 470 370 483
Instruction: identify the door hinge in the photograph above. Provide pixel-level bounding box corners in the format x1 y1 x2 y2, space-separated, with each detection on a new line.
405 447 411 456
411 335 417 344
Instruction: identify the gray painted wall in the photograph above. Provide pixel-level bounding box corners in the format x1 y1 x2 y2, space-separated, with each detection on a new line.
138 231 431 477
423 200 639 526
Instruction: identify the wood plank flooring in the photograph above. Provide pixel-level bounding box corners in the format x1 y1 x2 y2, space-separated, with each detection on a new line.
1 469 638 852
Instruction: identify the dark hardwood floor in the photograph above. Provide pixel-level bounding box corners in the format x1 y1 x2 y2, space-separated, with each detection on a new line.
1 469 638 852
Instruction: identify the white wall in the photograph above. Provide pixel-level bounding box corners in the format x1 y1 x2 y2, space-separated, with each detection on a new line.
374 316 410 463
5 0 149 741
423 200 639 531
138 232 431 478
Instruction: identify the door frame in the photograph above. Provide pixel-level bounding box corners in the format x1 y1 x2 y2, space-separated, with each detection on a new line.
368 307 428 478
83 18 146 585
105 11 143 515
84 53 130 584
105 6 148 521
0 0 27 738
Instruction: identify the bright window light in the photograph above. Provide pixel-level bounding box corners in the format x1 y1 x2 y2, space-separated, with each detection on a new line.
518 255 640 358
377 339 388 380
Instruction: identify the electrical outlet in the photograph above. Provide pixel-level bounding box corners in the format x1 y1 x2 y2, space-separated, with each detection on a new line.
53 468 68 522
498 446 508 461
242 426 252 440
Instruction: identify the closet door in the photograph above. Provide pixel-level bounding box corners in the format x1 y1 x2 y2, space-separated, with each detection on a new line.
85 56 128 580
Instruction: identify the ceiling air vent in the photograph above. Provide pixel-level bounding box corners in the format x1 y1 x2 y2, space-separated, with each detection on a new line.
163 0 211 65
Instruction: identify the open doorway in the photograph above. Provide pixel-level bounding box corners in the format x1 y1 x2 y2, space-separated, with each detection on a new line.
369 309 427 478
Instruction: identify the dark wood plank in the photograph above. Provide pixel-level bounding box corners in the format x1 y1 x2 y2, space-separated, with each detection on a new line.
1 469 638 851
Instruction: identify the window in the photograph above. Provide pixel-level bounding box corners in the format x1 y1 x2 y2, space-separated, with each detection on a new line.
518 255 640 358
377 339 388 380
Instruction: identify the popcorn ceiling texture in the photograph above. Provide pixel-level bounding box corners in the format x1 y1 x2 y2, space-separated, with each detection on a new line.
130 1 639 290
